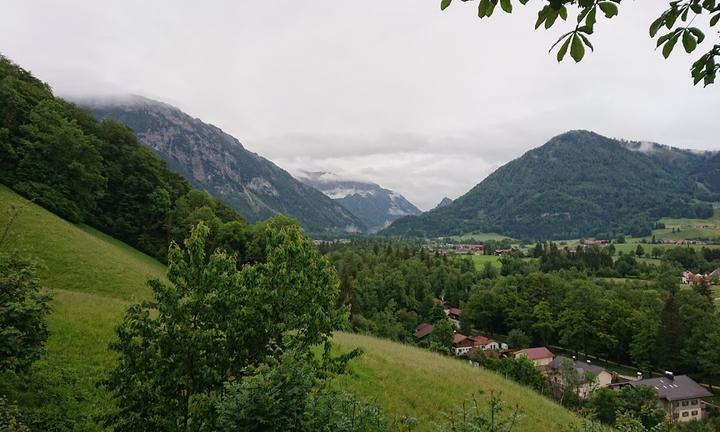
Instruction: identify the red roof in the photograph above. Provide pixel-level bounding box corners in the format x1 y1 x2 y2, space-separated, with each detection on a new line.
453 333 468 345
515 347 554 360
473 335 495 346
413 323 434 339
448 307 462 316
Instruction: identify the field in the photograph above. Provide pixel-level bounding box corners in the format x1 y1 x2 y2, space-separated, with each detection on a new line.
0 185 580 431
447 232 515 242
643 205 720 241
468 254 502 270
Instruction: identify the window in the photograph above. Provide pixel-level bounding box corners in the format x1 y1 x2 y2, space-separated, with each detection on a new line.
682 401 689 406
691 400 698 405
691 410 698 416
682 412 689 417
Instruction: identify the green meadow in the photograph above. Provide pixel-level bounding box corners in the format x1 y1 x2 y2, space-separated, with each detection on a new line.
0 185 580 431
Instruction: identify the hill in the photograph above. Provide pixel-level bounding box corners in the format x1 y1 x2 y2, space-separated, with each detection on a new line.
78 95 365 234
385 130 719 240
0 185 579 431
433 197 453 210
299 171 421 232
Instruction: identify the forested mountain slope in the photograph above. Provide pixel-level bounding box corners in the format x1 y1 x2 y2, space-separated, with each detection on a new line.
385 131 718 239
79 96 365 234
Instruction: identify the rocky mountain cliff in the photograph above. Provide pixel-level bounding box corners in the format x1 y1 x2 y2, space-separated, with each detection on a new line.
298 171 420 232
79 95 365 234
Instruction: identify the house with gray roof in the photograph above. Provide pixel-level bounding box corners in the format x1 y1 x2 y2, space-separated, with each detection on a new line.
616 374 712 423
547 356 613 399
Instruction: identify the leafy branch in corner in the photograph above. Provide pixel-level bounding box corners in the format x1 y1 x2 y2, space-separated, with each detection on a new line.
440 0 720 86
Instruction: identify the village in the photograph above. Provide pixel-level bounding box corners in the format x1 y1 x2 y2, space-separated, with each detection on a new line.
412 299 715 424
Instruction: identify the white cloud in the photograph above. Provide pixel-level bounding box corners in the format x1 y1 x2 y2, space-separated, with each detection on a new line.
1 0 718 210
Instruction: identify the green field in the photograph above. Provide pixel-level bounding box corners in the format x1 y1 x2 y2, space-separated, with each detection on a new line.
468 254 502 270
447 232 515 242
0 185 580 431
643 205 720 241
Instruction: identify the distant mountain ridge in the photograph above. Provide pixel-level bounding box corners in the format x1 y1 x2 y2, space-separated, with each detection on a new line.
78 96 365 234
298 171 421 232
433 197 453 210
384 130 720 240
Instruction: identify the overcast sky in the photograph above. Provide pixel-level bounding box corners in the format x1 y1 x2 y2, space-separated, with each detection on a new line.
2 1 718 210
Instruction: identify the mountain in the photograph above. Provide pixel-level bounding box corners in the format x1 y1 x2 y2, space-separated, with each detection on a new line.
384 130 719 240
298 171 421 232
77 96 365 234
433 197 453 210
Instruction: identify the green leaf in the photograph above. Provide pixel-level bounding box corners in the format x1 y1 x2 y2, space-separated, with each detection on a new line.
578 33 594 52
557 36 571 62
545 10 559 29
559 6 568 20
598 2 619 18
682 30 697 53
688 27 705 44
500 0 512 13
478 0 489 17
711 13 720 27
649 16 664 37
535 6 550 29
570 34 586 62
485 0 497 17
586 7 597 27
441 0 452 10
662 32 680 58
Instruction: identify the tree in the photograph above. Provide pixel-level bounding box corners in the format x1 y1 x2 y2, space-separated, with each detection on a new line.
651 247 663 259
587 388 619 425
530 301 554 346
103 221 344 431
507 329 531 349
696 313 720 389
480 260 498 279
440 0 720 86
0 254 51 373
12 100 105 222
430 319 455 354
616 386 666 430
635 245 645 258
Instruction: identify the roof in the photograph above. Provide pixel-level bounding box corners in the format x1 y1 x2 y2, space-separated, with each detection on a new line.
473 335 495 346
452 333 470 345
515 347 554 360
448 307 462 316
629 375 712 401
548 357 607 383
413 323 433 339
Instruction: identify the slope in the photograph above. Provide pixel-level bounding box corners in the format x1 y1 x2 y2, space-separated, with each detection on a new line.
299 171 421 232
0 185 579 431
78 96 364 234
385 130 717 240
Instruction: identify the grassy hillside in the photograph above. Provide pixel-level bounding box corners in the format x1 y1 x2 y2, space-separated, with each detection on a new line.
333 333 577 431
0 185 579 431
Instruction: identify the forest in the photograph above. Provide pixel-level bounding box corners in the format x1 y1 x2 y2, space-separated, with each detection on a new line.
326 240 720 389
